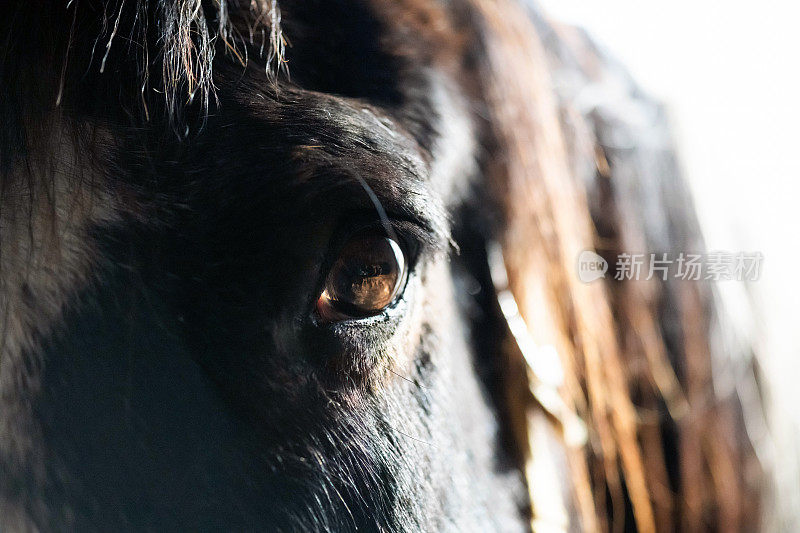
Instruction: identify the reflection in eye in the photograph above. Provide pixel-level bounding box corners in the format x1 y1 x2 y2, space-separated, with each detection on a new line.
316 233 407 321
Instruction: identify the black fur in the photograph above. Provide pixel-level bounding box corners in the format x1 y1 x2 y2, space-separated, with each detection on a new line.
0 1 528 530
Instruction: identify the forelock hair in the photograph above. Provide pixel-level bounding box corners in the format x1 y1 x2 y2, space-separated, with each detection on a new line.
1 1 285 142
108 0 286 126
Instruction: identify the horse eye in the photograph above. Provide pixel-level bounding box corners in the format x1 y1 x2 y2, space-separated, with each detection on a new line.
316 233 408 321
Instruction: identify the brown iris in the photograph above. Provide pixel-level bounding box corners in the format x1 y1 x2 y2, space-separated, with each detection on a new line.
316 233 407 321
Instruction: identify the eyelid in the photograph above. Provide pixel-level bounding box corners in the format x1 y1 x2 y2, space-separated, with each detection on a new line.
340 220 422 275
381 219 424 262
334 186 449 252
330 211 430 260
388 212 449 253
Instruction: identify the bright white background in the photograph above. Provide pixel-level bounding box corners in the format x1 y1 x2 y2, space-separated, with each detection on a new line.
535 0 800 521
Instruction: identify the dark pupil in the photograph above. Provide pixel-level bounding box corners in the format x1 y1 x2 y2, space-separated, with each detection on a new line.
353 262 390 277
326 235 405 314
